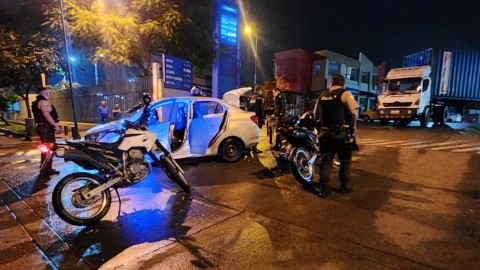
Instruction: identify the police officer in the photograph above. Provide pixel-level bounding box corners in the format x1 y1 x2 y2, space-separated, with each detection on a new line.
32 87 62 176
314 75 359 198
127 93 152 113
270 88 286 150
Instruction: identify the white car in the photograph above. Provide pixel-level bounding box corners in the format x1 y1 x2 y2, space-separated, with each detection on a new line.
446 114 462 123
85 95 260 162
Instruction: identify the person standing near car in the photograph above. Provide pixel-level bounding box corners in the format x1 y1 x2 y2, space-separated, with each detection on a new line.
127 93 152 113
270 88 286 150
97 100 109 124
314 75 359 198
32 87 62 176
249 87 265 153
250 86 266 128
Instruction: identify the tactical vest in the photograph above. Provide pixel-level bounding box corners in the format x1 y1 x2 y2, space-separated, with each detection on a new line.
319 89 350 127
32 96 59 124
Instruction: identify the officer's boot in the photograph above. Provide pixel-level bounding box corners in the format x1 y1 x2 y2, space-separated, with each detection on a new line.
40 155 59 176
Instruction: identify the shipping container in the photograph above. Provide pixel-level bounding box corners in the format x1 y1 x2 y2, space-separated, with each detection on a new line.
377 48 480 127
404 48 480 101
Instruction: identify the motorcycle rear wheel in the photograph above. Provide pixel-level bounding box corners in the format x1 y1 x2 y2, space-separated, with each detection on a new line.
52 173 111 226
289 147 315 186
160 155 190 192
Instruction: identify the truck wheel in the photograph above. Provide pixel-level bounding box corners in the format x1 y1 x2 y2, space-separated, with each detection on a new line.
420 107 430 127
380 119 389 126
362 115 370 122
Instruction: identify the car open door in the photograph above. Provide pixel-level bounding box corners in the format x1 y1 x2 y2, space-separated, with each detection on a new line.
189 100 227 154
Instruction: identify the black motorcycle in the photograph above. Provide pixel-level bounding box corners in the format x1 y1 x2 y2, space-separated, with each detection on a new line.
276 112 319 185
38 104 190 226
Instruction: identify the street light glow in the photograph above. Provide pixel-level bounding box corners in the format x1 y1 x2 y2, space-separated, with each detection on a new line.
244 26 252 35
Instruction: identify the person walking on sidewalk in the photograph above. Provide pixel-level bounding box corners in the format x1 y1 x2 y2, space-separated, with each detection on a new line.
314 75 359 198
97 100 109 124
32 87 62 176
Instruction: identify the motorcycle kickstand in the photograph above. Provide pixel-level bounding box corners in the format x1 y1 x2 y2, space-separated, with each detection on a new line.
112 187 122 204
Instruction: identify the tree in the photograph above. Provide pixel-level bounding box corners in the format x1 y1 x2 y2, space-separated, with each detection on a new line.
0 94 17 125
0 29 62 118
44 0 213 76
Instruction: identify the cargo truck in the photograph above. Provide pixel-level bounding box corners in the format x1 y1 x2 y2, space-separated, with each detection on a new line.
377 48 480 126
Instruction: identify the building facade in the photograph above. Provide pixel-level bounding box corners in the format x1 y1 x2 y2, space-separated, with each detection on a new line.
312 50 384 113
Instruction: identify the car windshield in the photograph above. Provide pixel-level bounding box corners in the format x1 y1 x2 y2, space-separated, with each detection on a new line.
386 78 422 94
128 99 175 124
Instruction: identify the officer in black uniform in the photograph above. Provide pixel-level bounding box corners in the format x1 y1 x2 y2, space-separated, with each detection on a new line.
270 88 286 150
32 87 62 175
127 93 152 113
314 75 359 198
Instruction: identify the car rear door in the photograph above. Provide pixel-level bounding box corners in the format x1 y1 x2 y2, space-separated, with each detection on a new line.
188 100 227 154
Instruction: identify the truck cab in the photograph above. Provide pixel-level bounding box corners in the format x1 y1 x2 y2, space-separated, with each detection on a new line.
377 66 436 126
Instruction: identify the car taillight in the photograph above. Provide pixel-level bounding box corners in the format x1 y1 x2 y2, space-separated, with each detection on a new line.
36 144 51 153
250 115 258 126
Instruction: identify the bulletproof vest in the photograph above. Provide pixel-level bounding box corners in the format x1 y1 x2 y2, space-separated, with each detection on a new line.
319 89 350 127
32 96 59 124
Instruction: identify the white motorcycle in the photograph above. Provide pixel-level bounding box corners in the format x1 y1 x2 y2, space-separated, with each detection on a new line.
39 104 190 226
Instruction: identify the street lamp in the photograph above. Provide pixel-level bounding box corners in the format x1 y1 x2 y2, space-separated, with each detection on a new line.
95 54 103 85
59 0 80 139
244 26 258 85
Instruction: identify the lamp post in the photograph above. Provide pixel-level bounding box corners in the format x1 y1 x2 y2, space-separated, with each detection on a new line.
94 54 103 85
59 0 80 139
244 26 258 86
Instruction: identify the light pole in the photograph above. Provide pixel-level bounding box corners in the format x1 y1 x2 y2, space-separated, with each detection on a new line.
94 54 103 85
244 26 258 86
59 0 80 139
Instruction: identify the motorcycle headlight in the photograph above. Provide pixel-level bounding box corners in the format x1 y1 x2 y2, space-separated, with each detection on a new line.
85 133 99 142
85 131 108 142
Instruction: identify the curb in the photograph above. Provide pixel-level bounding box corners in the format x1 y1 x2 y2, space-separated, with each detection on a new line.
0 127 26 138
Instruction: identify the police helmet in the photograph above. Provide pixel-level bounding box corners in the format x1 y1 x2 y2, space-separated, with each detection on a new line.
191 85 203 96
142 92 152 105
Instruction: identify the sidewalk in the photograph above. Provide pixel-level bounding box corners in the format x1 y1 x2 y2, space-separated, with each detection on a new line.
0 183 54 270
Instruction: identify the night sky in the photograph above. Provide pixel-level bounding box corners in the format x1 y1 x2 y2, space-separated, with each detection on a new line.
2 0 480 86
242 0 480 84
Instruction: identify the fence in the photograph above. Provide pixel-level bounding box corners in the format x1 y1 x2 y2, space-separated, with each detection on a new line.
18 77 152 123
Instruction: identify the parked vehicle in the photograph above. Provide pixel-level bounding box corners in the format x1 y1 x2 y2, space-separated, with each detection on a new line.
378 48 480 127
39 104 190 226
276 112 319 185
446 113 462 123
360 109 379 122
86 95 260 162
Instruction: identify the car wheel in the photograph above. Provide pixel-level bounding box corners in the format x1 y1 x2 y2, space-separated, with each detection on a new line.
362 115 370 122
220 139 244 162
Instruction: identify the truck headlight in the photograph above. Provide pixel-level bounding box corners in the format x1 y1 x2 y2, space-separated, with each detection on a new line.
407 110 412 114
380 110 384 114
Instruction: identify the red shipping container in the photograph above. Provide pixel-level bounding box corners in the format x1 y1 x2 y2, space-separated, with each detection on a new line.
275 49 314 93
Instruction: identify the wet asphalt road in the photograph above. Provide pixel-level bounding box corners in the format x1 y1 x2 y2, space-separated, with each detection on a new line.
0 121 479 270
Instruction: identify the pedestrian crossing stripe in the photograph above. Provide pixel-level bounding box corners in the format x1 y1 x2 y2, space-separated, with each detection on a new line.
430 142 480 151
357 139 480 154
405 140 465 149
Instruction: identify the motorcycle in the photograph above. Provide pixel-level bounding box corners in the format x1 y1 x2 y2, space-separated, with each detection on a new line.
38 104 190 226
276 112 319 186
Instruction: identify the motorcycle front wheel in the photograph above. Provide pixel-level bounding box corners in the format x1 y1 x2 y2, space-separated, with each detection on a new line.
52 173 111 226
160 155 190 192
289 147 315 186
